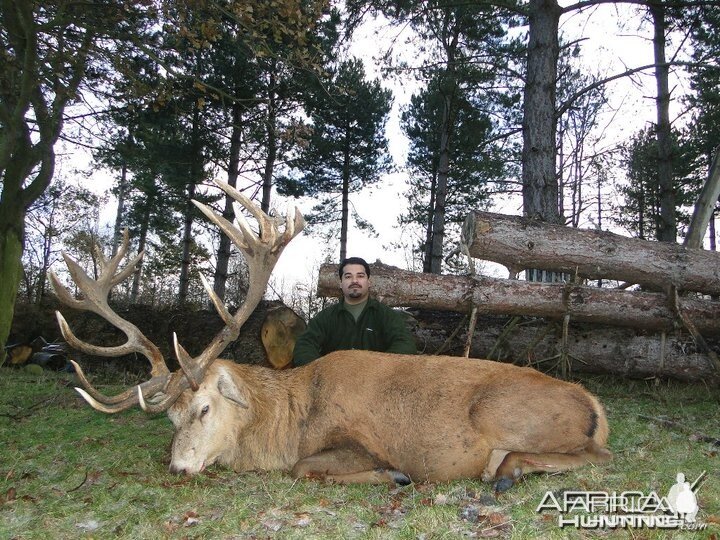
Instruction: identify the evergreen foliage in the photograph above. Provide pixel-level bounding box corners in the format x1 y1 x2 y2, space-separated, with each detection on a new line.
277 57 393 261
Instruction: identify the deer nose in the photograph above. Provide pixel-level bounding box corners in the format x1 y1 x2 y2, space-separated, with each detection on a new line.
169 463 185 475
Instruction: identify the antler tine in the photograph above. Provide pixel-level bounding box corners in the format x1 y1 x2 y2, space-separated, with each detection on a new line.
214 179 278 244
56 311 159 364
52 234 174 412
173 179 305 378
71 360 172 413
95 229 131 288
198 273 236 329
137 370 193 413
112 251 144 288
71 360 138 405
279 207 305 249
51 241 168 377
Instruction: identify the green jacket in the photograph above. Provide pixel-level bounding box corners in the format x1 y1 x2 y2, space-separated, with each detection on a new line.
293 297 417 366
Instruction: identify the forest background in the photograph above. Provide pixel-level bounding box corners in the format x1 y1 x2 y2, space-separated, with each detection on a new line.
2 0 720 364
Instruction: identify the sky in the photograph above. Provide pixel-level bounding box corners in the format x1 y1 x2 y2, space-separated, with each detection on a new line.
62 4 694 298
273 4 686 290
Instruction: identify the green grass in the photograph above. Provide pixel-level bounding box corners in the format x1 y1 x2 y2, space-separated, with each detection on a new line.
0 369 718 539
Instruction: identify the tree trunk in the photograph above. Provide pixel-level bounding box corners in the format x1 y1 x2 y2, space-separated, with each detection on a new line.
428 24 461 275
112 159 128 257
0 224 24 366
130 203 151 303
522 0 562 224
340 133 351 262
178 101 202 303
37 221 53 302
317 263 720 336
685 146 720 249
423 168 438 273
214 103 243 302
178 182 196 303
0 1 94 364
651 4 677 243
112 132 132 257
461 211 720 295
430 93 451 274
261 65 277 214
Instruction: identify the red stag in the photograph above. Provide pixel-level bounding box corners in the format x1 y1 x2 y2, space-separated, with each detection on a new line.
51 180 611 491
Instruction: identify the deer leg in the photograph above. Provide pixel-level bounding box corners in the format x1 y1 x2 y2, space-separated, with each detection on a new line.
489 441 612 492
291 448 411 486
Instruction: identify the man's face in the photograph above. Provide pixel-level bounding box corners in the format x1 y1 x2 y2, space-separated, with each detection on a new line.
340 264 370 304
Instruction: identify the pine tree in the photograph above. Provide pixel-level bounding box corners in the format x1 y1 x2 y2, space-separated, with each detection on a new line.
278 58 393 261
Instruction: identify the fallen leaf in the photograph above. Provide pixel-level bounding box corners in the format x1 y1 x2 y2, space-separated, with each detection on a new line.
2 487 16 504
479 513 512 537
261 518 283 532
163 520 179 534
487 512 508 526
184 516 200 527
433 494 449 505
176 510 201 527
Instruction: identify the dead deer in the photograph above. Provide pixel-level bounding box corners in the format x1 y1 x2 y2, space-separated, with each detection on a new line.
51 180 611 491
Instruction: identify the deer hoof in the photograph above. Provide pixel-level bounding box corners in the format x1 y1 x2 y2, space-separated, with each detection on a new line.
386 470 412 486
493 477 515 492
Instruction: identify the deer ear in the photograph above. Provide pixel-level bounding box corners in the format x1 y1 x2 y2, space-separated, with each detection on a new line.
216 368 249 409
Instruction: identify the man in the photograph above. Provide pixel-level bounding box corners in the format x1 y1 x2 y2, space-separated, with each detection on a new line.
293 257 417 366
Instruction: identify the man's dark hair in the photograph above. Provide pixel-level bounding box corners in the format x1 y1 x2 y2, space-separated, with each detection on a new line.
338 257 371 278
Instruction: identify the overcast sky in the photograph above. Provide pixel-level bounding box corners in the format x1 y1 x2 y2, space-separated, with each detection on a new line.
272 4 686 291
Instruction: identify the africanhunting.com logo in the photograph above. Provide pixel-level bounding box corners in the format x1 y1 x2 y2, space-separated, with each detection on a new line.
536 472 707 531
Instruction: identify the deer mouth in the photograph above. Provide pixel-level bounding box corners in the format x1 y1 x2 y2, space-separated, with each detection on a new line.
198 454 221 473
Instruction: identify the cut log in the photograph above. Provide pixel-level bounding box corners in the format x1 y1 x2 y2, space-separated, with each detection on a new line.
410 311 719 383
460 211 720 295
260 305 306 369
317 263 720 336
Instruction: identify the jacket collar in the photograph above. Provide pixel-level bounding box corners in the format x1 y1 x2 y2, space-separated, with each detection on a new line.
339 296 377 312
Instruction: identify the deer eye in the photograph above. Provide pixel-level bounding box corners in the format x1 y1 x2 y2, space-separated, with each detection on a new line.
200 404 210 417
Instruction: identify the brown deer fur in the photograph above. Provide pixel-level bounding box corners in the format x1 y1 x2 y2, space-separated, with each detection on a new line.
166 350 611 489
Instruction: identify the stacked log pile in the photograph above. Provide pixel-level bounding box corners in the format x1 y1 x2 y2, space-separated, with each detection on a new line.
317 212 720 382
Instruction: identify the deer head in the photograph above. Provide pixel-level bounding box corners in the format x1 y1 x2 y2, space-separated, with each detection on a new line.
50 179 304 419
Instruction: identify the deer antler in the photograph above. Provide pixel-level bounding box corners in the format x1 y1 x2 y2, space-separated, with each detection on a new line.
146 180 305 410
50 230 173 412
52 179 304 414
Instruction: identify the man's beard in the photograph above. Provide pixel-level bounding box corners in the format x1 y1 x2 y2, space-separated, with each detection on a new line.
347 286 363 298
